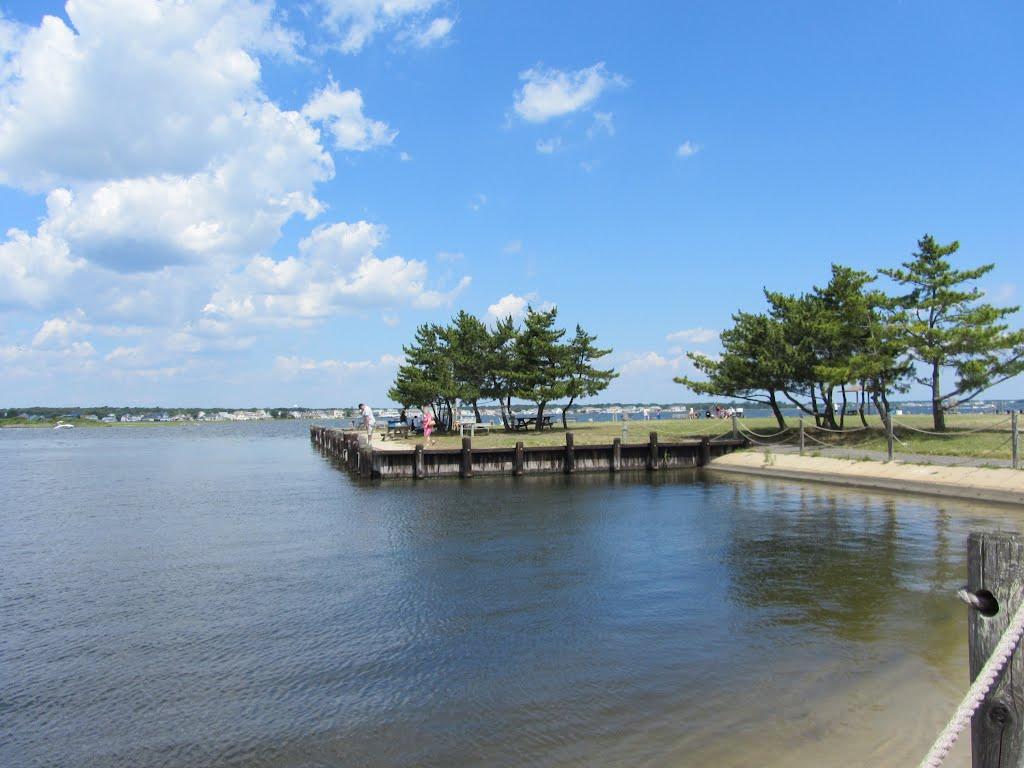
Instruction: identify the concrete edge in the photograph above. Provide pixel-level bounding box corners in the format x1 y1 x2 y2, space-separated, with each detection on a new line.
706 462 1024 507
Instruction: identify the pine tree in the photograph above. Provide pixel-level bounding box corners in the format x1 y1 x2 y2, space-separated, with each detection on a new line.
513 306 568 430
560 325 617 428
881 235 1024 430
677 311 790 428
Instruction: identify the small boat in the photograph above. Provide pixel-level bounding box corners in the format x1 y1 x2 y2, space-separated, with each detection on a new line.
53 421 75 430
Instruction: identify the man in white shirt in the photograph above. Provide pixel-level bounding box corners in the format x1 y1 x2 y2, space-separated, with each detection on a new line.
359 403 375 440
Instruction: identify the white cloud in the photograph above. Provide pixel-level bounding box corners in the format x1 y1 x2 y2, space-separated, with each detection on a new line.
536 137 562 154
588 111 615 137
437 251 464 262
0 0 298 191
302 82 397 151
676 140 700 158
503 240 522 254
399 151 412 161
0 226 84 308
318 0 441 53
0 0 334 286
619 351 684 377
666 327 718 344
469 193 487 211
405 16 453 48
485 292 553 322
274 352 401 379
513 62 626 123
202 220 470 324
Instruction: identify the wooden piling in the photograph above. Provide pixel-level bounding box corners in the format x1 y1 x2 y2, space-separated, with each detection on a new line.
461 437 473 478
414 444 424 479
700 436 711 466
514 441 524 476
565 431 576 474
611 437 621 472
967 531 1024 767
648 432 659 471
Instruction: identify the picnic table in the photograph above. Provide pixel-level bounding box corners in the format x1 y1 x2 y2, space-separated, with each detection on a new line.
382 422 411 440
512 415 553 431
458 422 491 438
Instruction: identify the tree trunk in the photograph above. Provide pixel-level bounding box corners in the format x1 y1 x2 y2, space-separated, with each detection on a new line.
561 396 576 429
858 389 868 427
472 400 482 424
810 388 821 426
931 361 946 431
839 385 848 430
768 392 786 429
535 401 547 431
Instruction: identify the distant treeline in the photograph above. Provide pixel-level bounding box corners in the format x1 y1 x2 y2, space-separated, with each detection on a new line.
1 407 354 420
677 235 1024 431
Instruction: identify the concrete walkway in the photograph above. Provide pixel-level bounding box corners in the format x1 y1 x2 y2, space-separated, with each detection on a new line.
769 444 1014 468
709 451 1024 506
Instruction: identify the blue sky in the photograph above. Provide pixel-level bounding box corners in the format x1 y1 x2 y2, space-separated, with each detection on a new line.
1 0 1021 407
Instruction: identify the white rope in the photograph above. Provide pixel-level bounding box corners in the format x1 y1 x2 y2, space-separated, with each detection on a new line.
894 418 1011 436
805 423 871 433
918 595 1024 768
736 423 792 439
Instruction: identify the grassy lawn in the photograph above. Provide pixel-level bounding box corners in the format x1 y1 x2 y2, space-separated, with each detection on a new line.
385 412 1017 460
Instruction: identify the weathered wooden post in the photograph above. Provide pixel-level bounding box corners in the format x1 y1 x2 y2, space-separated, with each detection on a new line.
700 436 711 466
886 413 895 463
514 441 524 476
799 417 805 456
966 532 1024 766
461 437 473 478
731 413 738 440
565 431 576 474
611 437 621 472
1012 411 1019 471
648 432 660 471
414 444 424 479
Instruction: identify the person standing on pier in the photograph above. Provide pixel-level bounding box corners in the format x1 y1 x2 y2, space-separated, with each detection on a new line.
421 406 436 446
359 403 375 441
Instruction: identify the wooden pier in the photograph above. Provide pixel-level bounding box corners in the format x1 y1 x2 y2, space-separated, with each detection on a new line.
310 425 748 480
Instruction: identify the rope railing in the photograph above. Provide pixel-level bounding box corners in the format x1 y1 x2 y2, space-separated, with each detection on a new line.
894 417 1012 436
919 593 1024 768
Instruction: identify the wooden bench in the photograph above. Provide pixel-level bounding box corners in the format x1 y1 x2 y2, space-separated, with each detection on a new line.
459 422 491 438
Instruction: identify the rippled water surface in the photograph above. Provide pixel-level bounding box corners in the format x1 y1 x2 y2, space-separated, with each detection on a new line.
2 421 1018 767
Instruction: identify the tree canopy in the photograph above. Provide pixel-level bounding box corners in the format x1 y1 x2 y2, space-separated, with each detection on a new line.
389 307 615 431
679 235 1021 430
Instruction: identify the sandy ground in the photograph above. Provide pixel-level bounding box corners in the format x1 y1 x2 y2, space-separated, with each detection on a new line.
710 451 1024 506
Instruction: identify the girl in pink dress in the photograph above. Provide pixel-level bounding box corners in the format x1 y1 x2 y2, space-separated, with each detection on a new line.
421 406 435 445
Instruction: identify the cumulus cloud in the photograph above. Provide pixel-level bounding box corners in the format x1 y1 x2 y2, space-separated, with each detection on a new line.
485 292 553 322
0 226 83 308
619 351 683 376
503 240 523 254
317 0 443 53
202 220 470 325
0 0 334 291
513 62 626 123
302 82 397 151
676 140 700 158
274 352 402 379
666 327 718 344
